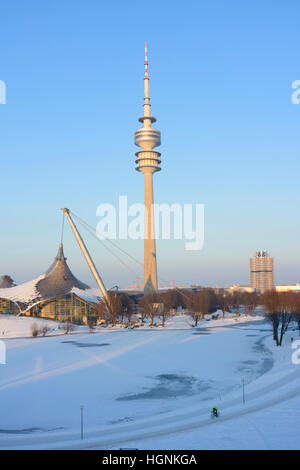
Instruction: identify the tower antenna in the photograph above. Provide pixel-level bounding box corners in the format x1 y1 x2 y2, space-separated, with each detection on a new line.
144 42 148 79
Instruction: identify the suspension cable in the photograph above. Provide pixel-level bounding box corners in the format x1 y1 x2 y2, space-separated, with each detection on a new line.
70 210 144 268
70 211 143 280
68 210 191 299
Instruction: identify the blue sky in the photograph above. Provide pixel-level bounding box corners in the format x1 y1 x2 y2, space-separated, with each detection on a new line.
0 0 299 288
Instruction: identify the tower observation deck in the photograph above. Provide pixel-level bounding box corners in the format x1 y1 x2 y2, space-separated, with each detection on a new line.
134 43 161 294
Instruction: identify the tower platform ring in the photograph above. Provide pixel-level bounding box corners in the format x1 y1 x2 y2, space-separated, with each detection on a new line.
138 116 157 123
135 165 161 173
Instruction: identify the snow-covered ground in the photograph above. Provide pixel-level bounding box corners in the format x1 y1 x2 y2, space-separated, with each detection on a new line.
0 311 204 338
0 312 299 449
0 315 61 338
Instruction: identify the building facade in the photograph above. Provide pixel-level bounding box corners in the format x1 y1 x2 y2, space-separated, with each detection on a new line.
250 250 274 293
275 284 300 293
0 244 101 324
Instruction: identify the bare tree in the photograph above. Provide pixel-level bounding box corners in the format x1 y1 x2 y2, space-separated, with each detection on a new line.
232 291 241 316
157 293 172 327
160 289 187 310
40 325 50 337
195 289 211 320
291 293 300 335
63 321 76 334
87 317 96 332
243 292 259 317
175 289 193 310
97 292 123 326
217 292 232 319
137 301 148 324
278 292 293 346
138 293 160 326
262 291 280 344
186 290 211 327
31 323 39 337
262 291 292 346
119 293 135 326
160 305 170 327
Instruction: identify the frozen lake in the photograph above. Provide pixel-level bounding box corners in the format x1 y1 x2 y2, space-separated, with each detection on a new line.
0 314 299 449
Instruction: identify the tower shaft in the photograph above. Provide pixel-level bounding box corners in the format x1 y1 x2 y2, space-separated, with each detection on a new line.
144 171 158 292
134 43 161 295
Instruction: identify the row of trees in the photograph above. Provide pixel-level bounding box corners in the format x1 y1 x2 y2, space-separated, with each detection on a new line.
184 290 259 325
96 289 261 328
29 288 300 346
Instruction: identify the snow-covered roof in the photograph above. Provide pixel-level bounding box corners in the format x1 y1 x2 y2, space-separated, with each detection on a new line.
0 274 45 311
71 287 102 304
0 244 100 312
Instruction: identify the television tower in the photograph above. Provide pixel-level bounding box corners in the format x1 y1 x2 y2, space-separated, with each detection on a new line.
134 43 161 295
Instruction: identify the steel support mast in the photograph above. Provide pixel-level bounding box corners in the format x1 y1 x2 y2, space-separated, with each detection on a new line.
61 208 113 315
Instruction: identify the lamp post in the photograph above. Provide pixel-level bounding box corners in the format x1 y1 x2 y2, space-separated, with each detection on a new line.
80 405 84 440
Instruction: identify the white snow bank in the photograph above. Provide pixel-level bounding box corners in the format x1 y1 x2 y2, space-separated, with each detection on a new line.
0 314 60 338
